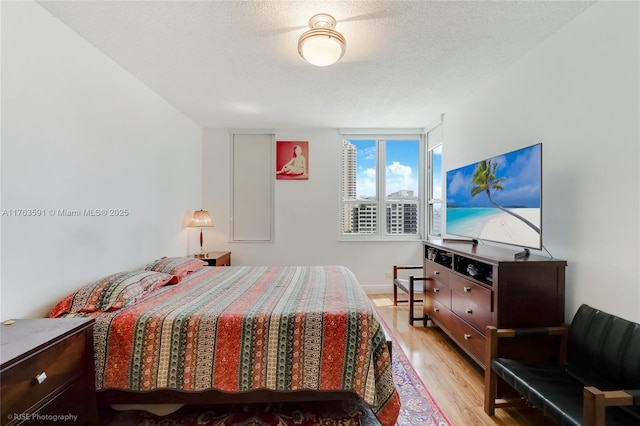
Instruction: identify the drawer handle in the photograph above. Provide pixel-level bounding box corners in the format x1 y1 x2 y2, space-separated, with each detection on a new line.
463 287 471 292
433 288 440 293
465 308 473 314
35 372 47 384
463 334 472 340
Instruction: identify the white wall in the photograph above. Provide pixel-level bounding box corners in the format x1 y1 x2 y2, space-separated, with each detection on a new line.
444 1 639 321
202 128 424 292
0 1 203 319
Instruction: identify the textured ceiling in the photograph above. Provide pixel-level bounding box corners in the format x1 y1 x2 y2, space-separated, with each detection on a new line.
37 1 595 129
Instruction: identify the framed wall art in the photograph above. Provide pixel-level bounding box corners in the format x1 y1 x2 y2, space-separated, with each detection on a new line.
276 141 308 180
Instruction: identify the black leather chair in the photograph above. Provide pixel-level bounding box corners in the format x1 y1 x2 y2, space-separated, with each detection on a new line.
485 304 640 426
392 264 426 326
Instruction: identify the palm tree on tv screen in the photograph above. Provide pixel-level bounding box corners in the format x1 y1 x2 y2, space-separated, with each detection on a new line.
470 159 540 234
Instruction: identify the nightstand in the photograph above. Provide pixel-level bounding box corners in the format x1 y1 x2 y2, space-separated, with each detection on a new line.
200 251 231 266
0 318 97 425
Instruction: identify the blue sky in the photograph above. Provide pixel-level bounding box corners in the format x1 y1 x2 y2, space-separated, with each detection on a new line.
446 143 542 208
348 139 419 198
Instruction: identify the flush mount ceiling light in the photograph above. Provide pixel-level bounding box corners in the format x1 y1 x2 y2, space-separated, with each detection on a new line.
298 13 346 67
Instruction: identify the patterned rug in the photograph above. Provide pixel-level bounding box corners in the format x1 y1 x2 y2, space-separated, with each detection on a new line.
100 332 450 426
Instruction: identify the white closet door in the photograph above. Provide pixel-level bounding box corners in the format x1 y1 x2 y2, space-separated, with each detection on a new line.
230 133 274 241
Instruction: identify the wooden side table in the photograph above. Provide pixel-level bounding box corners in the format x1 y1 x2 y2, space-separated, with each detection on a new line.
0 318 97 425
200 251 231 266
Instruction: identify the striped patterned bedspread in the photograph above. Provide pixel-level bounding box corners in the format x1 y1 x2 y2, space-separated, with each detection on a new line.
77 265 400 425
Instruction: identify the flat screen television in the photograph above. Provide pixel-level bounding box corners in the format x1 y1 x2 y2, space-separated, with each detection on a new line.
445 143 542 254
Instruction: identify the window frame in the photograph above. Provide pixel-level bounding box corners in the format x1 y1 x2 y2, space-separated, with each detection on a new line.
426 143 443 239
424 120 444 239
339 132 424 241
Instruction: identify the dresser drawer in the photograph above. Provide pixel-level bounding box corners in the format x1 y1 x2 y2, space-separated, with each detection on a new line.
449 274 492 307
1 332 88 419
424 277 451 308
425 299 453 330
450 274 493 333
451 294 493 334
446 314 486 367
424 260 450 285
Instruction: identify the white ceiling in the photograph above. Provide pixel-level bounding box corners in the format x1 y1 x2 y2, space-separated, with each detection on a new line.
37 1 595 129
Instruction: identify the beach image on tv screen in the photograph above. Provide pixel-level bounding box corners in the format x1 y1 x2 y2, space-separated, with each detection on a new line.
445 143 542 249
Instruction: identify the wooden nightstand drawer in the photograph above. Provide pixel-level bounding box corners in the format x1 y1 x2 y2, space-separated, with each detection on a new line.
1 318 96 425
1 331 87 418
201 251 231 266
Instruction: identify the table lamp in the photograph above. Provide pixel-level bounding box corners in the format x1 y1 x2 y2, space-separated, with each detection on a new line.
188 209 213 258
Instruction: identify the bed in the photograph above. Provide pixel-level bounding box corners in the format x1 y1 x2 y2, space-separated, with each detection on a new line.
50 260 401 426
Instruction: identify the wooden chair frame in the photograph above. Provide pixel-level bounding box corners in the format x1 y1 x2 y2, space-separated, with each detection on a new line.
484 325 639 426
392 264 426 326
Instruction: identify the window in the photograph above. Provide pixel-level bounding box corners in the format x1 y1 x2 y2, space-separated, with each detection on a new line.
427 144 443 237
425 121 443 238
340 135 423 240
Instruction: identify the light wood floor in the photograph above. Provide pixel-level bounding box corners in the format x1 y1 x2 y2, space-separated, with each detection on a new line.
369 294 554 426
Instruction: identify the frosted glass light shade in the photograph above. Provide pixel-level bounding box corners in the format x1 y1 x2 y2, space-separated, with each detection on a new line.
298 14 346 67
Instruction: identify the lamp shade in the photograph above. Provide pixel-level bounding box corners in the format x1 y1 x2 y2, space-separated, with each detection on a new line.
188 210 213 228
298 14 346 67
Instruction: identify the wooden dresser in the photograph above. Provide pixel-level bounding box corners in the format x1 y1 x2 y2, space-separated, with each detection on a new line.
0 318 97 425
423 240 567 368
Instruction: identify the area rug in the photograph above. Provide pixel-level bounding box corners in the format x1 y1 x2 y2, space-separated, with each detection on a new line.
100 329 450 426
385 323 451 426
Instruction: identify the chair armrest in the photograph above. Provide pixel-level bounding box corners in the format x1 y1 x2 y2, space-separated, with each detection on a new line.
583 387 640 426
486 325 569 365
393 264 423 279
489 325 569 338
409 276 429 281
